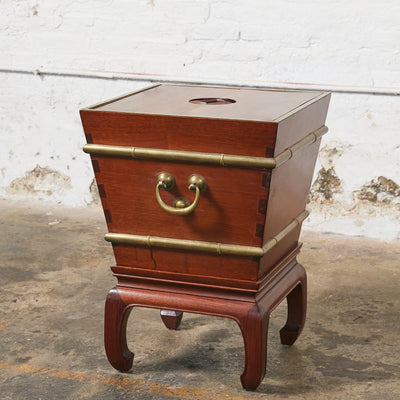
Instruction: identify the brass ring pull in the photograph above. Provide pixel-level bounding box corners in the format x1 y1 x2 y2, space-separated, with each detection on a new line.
156 172 207 215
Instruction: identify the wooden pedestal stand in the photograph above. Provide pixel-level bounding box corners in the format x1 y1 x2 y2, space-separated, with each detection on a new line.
104 247 306 391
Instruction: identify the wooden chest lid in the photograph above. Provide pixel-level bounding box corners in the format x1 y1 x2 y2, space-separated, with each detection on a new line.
90 84 324 122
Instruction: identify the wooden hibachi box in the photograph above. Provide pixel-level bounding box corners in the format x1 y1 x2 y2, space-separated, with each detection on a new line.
80 84 330 390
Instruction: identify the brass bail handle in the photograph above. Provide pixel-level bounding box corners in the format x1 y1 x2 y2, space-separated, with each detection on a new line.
155 172 207 215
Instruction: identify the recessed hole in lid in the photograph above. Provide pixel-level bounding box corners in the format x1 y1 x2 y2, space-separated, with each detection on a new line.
189 97 236 105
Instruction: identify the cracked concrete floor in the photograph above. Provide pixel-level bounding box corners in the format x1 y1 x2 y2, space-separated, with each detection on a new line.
0 199 399 399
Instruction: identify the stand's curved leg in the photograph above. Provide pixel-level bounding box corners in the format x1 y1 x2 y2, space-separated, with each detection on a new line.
238 305 270 391
280 265 307 346
160 310 183 330
104 287 134 371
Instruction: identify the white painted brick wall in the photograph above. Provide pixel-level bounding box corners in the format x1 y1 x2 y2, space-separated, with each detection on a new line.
1 0 399 238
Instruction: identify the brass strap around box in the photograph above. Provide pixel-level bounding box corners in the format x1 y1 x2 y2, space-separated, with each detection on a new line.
83 126 327 170
104 210 309 258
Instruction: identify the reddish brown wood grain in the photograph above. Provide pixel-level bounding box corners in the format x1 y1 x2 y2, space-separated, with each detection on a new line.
160 310 183 330
112 244 301 294
260 94 331 276
90 84 320 123
80 111 278 157
81 87 330 282
94 157 268 246
104 254 307 391
259 141 323 277
92 156 267 280
112 245 259 280
81 84 330 391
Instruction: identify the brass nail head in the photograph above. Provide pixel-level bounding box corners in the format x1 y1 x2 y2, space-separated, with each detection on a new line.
187 174 207 192
156 172 175 191
173 197 191 209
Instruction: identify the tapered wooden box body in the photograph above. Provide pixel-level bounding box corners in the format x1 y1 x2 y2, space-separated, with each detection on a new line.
80 85 330 289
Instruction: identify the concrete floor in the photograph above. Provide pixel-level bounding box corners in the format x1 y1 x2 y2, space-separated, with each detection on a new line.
0 199 399 400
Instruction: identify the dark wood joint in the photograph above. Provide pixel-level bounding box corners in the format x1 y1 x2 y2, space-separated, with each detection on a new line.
261 172 271 188
255 224 264 238
104 209 113 224
265 147 275 158
85 133 93 144
91 159 100 173
258 199 268 214
97 183 106 198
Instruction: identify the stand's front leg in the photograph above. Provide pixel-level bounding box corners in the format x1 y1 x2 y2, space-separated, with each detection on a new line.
104 287 134 371
280 264 307 345
238 305 269 391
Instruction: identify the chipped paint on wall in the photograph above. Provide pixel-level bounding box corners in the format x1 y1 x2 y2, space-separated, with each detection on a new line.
356 176 400 205
309 167 342 202
7 165 72 201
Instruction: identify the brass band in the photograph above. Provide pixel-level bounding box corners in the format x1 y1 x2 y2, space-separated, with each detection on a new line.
83 126 327 170
261 210 309 253
104 210 309 258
